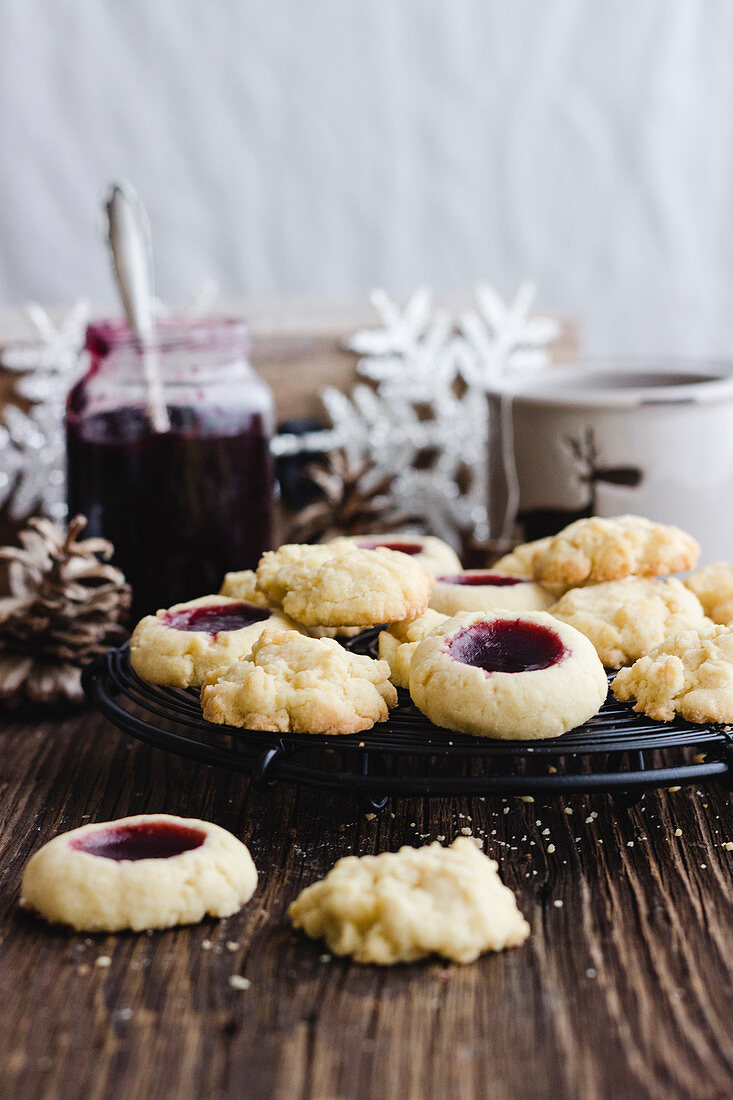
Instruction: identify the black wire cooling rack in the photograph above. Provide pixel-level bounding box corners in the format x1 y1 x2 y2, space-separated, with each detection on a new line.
83 633 733 812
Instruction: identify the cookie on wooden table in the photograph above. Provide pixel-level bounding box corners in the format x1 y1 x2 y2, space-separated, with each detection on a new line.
20 814 257 932
288 838 529 965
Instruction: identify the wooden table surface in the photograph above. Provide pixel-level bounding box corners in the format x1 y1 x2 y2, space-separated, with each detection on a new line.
1 706 731 1100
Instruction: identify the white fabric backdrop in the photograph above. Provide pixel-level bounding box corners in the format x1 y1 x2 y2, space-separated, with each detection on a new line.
2 0 733 355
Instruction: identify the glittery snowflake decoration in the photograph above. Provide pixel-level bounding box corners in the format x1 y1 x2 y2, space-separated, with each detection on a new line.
0 300 90 522
273 282 560 546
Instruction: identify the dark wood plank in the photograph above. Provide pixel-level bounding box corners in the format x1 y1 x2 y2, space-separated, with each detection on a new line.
0 707 731 1100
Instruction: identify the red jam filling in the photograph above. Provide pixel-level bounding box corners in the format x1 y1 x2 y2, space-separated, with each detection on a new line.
438 572 524 587
448 619 567 674
358 540 422 555
164 602 270 636
71 820 206 861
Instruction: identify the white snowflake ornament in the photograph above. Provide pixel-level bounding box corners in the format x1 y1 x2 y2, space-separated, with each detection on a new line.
273 281 559 547
0 300 90 522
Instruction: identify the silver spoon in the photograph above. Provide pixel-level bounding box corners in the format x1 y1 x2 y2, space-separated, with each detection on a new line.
104 180 170 433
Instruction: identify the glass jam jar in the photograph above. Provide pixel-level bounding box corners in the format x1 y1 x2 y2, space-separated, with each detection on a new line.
66 318 275 618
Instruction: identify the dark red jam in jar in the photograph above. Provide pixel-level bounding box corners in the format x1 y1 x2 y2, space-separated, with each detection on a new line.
449 619 567 673
66 319 275 618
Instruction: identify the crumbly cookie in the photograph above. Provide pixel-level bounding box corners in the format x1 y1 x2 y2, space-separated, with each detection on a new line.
130 595 294 688
409 610 607 740
430 570 553 615
492 537 569 596
256 542 433 627
493 537 552 579
533 514 699 587
337 533 462 576
551 577 708 669
378 609 448 688
288 838 529 965
201 628 397 734
20 814 257 932
220 567 360 639
219 568 270 606
685 562 733 625
612 624 733 723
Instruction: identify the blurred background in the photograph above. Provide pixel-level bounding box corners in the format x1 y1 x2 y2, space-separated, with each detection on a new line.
3 0 733 355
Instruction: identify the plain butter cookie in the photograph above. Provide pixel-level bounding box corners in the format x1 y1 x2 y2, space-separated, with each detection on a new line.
551 577 708 668
685 562 733 625
20 814 257 932
288 838 529 965
612 624 733 723
409 610 607 740
256 541 433 627
533 514 699 587
378 609 447 689
201 627 397 734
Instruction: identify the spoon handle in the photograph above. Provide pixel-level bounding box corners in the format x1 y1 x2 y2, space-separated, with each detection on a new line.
104 181 170 433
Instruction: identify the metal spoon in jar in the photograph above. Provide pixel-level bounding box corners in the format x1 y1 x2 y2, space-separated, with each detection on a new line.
103 180 170 433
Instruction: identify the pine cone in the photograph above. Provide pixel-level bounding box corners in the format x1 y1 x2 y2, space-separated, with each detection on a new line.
0 515 131 708
286 450 418 543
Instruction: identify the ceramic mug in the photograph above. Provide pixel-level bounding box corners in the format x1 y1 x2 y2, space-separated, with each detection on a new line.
488 360 733 564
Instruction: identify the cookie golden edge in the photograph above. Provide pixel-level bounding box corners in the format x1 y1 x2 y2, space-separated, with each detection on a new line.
201 627 398 734
288 838 529 965
409 610 608 740
20 814 258 933
130 594 294 688
533 514 700 586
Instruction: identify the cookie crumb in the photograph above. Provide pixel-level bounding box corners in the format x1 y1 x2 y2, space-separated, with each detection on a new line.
226 941 240 952
724 842 733 851
586 968 597 979
319 953 332 963
564 807 573 815
693 753 706 764
228 975 251 991
668 786 681 792
460 827 472 836
674 828 683 837
202 939 212 950
95 956 112 969
547 843 556 854
364 813 377 821
553 899 563 908
521 796 534 803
